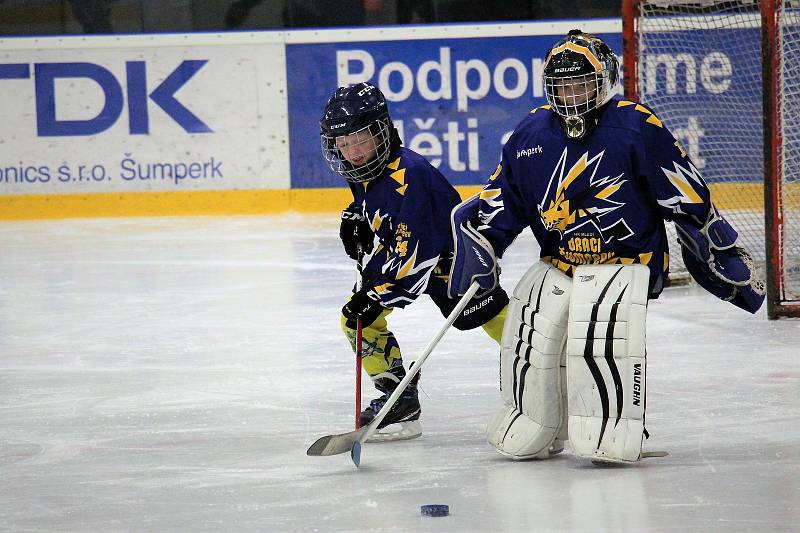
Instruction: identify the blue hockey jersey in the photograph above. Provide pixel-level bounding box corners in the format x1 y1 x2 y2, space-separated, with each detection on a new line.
353 147 462 308
476 96 715 296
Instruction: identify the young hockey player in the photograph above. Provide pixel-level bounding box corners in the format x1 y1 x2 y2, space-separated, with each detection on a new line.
448 30 765 463
320 82 509 440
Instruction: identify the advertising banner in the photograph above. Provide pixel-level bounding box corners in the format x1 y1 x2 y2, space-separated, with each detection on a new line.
635 23 762 186
0 34 289 196
285 21 621 189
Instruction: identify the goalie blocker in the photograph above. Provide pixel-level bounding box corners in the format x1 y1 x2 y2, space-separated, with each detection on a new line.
486 261 651 464
448 194 499 299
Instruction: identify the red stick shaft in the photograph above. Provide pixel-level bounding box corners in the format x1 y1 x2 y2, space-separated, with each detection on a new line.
354 245 365 430
355 317 363 429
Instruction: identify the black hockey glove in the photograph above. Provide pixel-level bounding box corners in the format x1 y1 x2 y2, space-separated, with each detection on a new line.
342 287 385 329
340 203 374 260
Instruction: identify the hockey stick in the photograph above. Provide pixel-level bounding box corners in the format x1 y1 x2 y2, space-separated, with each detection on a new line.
354 246 364 430
306 281 480 467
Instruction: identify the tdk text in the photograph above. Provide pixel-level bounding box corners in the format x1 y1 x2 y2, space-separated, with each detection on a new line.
0 60 212 136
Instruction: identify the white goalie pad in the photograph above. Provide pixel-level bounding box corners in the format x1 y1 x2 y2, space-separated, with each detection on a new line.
486 261 571 459
567 264 649 463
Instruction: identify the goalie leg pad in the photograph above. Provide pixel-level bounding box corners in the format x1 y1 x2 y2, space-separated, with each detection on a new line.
567 264 649 464
486 261 571 459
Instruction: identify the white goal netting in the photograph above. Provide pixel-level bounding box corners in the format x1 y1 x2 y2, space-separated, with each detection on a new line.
631 0 800 310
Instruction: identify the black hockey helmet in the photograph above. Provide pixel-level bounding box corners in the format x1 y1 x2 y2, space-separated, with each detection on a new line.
543 30 620 137
320 82 394 183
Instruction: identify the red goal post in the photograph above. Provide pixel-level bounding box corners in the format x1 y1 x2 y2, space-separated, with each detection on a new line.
622 0 800 318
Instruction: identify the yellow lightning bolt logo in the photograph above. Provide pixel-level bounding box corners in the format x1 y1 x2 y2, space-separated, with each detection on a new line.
539 148 627 237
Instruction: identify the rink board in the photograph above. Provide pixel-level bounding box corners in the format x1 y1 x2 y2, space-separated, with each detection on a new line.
0 19 770 219
0 21 617 218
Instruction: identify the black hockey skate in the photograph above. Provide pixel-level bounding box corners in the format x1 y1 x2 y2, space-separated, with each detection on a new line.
360 367 422 442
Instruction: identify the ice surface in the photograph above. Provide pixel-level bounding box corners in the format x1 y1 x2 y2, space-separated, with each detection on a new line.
1 214 798 532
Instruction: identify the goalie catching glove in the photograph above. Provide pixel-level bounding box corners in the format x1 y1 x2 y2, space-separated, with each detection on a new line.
448 194 499 298
674 207 765 314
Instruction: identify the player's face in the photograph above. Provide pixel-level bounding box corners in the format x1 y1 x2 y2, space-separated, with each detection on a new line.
336 128 379 167
554 74 597 107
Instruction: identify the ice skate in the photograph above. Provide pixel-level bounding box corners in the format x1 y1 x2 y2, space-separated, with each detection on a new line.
361 367 422 442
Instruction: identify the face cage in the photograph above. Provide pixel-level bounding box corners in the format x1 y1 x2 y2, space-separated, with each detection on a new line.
321 119 391 183
544 72 606 118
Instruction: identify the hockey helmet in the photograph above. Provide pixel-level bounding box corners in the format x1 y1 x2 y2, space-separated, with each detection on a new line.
320 82 393 183
543 30 620 137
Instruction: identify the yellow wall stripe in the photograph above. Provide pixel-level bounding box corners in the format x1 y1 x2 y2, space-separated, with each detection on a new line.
2 182 793 220
1 189 286 220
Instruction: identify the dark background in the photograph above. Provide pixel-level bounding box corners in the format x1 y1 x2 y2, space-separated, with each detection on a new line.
0 0 621 36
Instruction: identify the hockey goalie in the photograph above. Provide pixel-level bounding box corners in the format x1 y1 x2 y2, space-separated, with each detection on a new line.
448 29 765 464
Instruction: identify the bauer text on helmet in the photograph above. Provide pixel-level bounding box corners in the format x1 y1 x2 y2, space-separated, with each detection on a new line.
543 30 620 138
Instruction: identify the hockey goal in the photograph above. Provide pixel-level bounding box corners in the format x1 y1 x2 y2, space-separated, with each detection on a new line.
623 0 800 318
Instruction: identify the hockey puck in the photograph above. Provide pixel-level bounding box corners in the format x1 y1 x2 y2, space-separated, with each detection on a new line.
420 504 449 517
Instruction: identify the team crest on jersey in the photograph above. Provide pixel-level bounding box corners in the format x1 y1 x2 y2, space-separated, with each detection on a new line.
538 148 633 242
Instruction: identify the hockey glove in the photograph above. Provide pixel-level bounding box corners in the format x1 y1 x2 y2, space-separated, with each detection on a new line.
342 287 385 329
680 244 765 314
675 209 765 313
340 203 374 260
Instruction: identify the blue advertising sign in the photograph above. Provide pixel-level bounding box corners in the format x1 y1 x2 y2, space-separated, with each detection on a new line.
286 31 622 189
